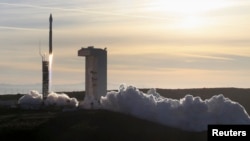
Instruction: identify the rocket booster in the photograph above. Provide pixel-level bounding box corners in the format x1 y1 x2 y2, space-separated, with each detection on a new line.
49 14 53 54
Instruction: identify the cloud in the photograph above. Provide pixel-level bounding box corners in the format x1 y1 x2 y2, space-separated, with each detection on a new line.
1 0 250 88
0 1 171 21
0 26 46 31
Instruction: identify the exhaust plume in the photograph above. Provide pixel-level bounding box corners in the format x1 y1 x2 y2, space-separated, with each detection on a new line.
100 84 250 131
18 90 78 109
17 84 250 132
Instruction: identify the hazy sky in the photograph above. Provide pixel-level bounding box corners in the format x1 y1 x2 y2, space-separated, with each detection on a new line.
1 0 250 89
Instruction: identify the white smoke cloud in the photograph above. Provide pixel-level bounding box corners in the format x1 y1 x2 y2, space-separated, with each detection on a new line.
78 94 101 109
100 84 250 131
17 84 250 132
18 91 78 109
18 90 43 109
45 92 78 107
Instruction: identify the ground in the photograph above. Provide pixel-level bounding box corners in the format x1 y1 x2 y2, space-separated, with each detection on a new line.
0 108 206 141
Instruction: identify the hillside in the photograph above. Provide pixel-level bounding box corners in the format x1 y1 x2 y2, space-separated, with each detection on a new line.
0 109 206 141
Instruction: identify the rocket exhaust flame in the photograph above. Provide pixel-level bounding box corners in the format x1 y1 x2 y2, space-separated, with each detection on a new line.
49 54 53 93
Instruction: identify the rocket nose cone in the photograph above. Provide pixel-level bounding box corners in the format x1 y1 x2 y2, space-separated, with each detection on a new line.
49 14 53 22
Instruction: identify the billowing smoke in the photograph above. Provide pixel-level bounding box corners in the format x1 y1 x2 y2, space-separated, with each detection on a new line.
79 94 101 109
18 90 43 109
100 84 250 131
45 92 78 107
18 90 78 109
17 84 250 132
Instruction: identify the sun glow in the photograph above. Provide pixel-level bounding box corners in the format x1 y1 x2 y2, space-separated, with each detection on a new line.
150 0 234 29
154 0 232 14
178 16 204 29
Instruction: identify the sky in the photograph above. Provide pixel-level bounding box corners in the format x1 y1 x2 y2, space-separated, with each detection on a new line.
1 0 250 92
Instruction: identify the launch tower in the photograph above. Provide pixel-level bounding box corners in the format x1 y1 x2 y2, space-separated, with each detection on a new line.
78 46 107 103
42 59 49 98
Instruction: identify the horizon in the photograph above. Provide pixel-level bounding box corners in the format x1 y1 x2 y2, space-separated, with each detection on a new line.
1 82 250 95
1 0 250 92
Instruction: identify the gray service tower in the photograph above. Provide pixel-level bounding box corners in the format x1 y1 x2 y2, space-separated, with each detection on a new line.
78 46 107 103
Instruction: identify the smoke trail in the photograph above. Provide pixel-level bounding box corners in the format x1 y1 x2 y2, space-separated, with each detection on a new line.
100 84 250 131
49 54 53 92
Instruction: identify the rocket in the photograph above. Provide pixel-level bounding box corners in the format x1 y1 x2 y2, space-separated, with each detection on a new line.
49 14 53 54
